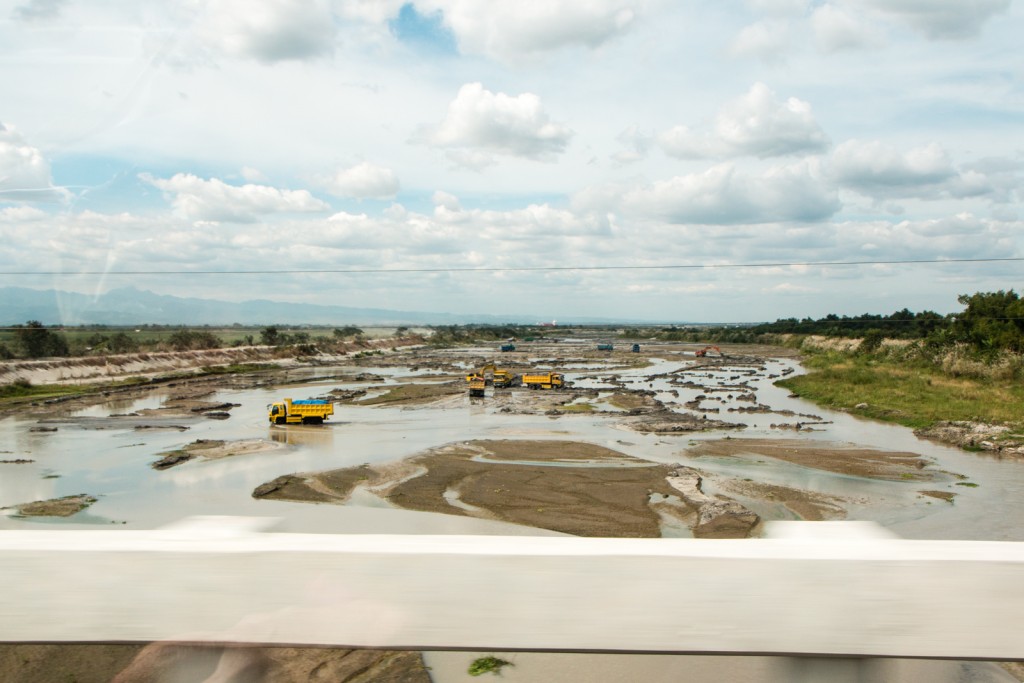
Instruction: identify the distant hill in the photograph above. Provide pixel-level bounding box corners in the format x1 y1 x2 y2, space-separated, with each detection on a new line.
0 286 630 326
0 286 505 325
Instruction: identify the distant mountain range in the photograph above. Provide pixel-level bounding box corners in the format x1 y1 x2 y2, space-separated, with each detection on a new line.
0 286 632 326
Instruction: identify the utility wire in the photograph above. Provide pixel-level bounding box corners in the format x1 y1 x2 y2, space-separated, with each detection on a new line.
0 256 1021 276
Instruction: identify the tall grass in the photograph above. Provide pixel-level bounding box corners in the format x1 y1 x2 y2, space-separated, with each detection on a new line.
0 379 89 402
780 341 1024 429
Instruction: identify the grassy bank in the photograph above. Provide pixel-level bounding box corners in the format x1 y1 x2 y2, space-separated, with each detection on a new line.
777 352 1024 430
0 380 92 403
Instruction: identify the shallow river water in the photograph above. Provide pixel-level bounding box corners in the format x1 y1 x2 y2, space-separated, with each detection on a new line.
2 351 1023 542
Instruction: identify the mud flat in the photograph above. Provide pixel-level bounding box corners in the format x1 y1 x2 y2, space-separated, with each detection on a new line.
915 421 1024 457
715 479 847 521
255 439 773 539
626 409 742 434
351 381 465 406
6 493 97 517
152 438 284 470
136 386 240 419
665 467 760 537
688 438 936 481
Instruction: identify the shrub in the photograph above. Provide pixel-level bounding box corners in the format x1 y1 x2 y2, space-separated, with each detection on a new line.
468 656 512 677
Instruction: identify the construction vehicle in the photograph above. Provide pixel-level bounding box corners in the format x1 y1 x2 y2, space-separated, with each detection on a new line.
597 343 613 351
695 345 723 358
466 363 518 395
268 398 333 424
466 363 497 385
468 376 486 398
522 371 565 390
492 369 518 388
500 344 516 352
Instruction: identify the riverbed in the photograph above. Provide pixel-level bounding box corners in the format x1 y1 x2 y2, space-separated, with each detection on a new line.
2 340 1022 683
3 341 1021 541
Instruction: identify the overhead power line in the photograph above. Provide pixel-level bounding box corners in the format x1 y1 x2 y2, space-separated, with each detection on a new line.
0 256 1021 276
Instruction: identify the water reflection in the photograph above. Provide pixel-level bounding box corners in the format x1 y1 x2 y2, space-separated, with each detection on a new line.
268 424 336 448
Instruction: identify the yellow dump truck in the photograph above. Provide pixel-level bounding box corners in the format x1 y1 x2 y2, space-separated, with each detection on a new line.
492 369 518 388
521 371 565 390
268 398 334 424
468 376 487 398
466 363 517 394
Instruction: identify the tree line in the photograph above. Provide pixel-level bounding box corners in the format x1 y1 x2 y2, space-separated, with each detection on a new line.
0 323 381 360
657 290 1024 355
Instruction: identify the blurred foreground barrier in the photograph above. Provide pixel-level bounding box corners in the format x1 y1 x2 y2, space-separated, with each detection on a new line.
1 518 1022 659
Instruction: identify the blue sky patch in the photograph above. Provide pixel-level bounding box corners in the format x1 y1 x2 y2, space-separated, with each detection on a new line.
389 3 457 55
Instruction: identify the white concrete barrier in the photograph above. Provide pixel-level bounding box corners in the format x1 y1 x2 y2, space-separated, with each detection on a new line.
1 518 1022 660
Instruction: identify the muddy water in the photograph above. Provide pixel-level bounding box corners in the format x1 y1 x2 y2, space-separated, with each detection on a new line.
1 352 1023 543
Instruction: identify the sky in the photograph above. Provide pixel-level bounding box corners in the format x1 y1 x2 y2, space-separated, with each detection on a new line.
0 0 1022 323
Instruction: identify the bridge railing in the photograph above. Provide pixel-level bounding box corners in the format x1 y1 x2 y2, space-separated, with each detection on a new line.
1 518 1022 661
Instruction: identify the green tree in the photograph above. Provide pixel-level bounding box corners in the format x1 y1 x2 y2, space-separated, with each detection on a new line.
168 329 221 351
953 290 1024 352
108 332 138 354
167 329 194 351
260 326 280 346
14 321 69 358
333 326 364 338
858 329 885 354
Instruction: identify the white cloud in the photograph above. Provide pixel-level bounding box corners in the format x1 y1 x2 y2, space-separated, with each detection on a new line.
140 173 330 222
832 140 953 187
323 162 399 199
811 3 881 52
833 214 1015 261
415 0 639 60
854 0 1012 39
437 202 611 239
614 160 839 225
420 83 573 166
0 205 46 222
193 0 336 62
0 122 69 203
830 140 993 199
658 83 829 159
730 20 792 62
